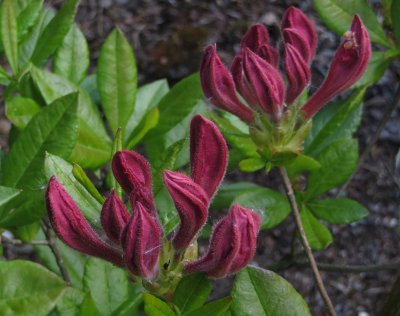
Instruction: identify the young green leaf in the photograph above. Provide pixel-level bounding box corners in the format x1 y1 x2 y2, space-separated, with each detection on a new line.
5 96 40 129
79 293 102 316
239 158 265 172
2 93 79 189
285 155 321 179
313 0 393 48
211 182 261 210
300 207 333 250
110 296 143 316
126 107 159 149
1 0 19 73
54 24 89 84
0 186 20 207
0 260 67 316
308 198 368 224
30 0 79 65
72 163 105 204
173 273 212 314
231 266 311 316
17 0 43 40
14 221 40 242
154 187 179 234
143 293 176 316
392 0 400 47
189 297 232 316
97 28 137 134
56 287 85 316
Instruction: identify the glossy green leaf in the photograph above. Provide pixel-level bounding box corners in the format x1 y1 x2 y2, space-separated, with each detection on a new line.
124 79 169 145
0 260 67 315
5 96 40 129
173 273 212 314
308 198 368 224
305 89 365 156
313 0 393 48
286 155 321 179
30 66 112 168
0 186 20 207
392 0 400 47
300 207 333 250
31 0 79 65
143 293 176 316
155 187 179 234
72 163 105 204
239 158 265 172
79 293 102 316
44 153 102 226
97 28 137 134
56 287 85 316
17 0 43 40
14 221 40 242
231 266 311 316
233 187 291 230
110 296 142 316
1 0 19 73
3 93 79 189
306 138 358 199
211 182 261 210
83 258 131 316
54 24 89 84
126 107 159 149
189 297 232 316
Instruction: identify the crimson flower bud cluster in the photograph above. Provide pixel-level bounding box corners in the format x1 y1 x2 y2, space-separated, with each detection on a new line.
46 115 261 287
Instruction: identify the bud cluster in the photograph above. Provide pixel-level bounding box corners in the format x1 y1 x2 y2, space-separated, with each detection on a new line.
46 115 261 296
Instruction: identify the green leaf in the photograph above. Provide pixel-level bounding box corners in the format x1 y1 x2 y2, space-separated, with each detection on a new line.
3 93 79 189
54 24 89 84
14 221 40 242
0 186 20 207
239 158 265 172
231 266 311 316
30 0 79 65
5 96 40 129
154 187 179 234
173 273 212 314
0 64 10 85
97 28 137 134
126 107 159 149
143 293 176 316
313 0 393 48
233 188 291 230
308 198 368 224
1 0 19 73
146 73 203 140
56 287 85 316
189 297 232 316
79 293 102 316
83 258 131 316
285 155 321 179
110 296 143 316
392 0 400 47
0 260 67 316
17 0 43 41
30 66 112 169
211 182 261 210
305 89 365 156
306 138 358 199
300 207 333 250
44 153 102 226
124 79 169 146
72 163 105 204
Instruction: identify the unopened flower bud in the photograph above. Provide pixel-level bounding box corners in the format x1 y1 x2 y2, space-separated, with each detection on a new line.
282 28 312 64
240 24 269 52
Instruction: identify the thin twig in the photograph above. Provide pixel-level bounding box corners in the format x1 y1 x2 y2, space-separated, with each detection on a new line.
336 84 400 197
41 221 71 285
279 167 337 316
1 237 49 246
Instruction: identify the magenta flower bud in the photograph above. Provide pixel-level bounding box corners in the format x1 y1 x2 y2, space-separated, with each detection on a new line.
100 191 130 244
257 44 279 68
242 48 285 120
302 15 371 119
121 202 162 279
163 171 209 250
46 176 124 267
190 115 228 199
281 6 317 63
283 28 312 64
200 44 254 123
284 43 311 104
185 204 261 278
240 24 269 52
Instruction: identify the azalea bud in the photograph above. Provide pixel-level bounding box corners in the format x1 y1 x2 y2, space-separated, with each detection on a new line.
100 191 130 244
185 204 261 278
302 15 370 119
242 48 285 120
281 6 317 62
163 171 209 250
46 176 124 267
257 44 279 68
190 115 228 199
241 24 269 51
200 44 254 123
284 43 311 104
282 28 312 64
121 202 162 279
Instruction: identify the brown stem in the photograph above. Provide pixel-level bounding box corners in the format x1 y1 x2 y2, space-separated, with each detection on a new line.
41 221 71 285
279 167 337 316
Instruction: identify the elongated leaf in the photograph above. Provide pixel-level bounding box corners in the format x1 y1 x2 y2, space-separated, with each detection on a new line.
231 266 311 316
0 186 20 207
126 107 159 148
0 64 10 85
72 163 105 204
154 187 179 234
3 93 79 189
392 0 400 47
211 182 261 210
31 67 112 168
189 297 232 316
300 207 333 250
313 0 393 48
0 260 67 316
54 24 89 84
5 96 40 129
173 273 212 314
44 153 102 226
17 0 43 40
306 138 358 199
1 0 19 73
30 0 79 65
308 198 368 224
233 187 291 230
97 28 137 134
143 293 175 316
